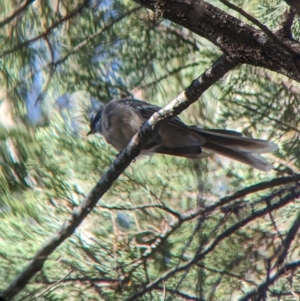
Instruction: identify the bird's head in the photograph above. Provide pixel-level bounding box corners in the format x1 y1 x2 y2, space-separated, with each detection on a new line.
87 108 103 136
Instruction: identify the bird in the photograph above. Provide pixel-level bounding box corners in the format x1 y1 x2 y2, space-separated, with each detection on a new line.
87 98 278 171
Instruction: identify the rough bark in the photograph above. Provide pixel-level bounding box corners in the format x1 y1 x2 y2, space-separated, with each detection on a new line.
135 0 300 82
284 0 300 15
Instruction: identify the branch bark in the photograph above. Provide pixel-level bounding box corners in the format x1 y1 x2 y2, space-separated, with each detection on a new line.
123 184 300 301
273 211 300 267
0 0 90 59
134 0 300 82
0 55 237 300
238 260 300 301
284 0 300 15
0 0 34 28
276 7 296 38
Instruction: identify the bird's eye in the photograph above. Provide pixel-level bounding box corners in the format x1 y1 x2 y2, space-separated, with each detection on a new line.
91 112 99 122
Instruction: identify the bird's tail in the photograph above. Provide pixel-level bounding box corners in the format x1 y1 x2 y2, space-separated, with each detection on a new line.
191 128 278 171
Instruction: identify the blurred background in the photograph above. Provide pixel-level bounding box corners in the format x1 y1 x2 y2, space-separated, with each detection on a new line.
0 0 299 300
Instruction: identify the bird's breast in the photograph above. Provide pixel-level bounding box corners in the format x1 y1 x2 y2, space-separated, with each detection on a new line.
102 104 144 151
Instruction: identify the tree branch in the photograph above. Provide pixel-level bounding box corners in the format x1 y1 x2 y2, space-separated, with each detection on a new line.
0 54 237 300
0 0 34 28
98 203 182 219
276 7 296 39
134 0 300 82
284 0 300 15
273 211 300 267
219 0 297 54
155 287 203 301
238 260 300 301
208 173 300 210
121 174 300 277
123 184 300 301
197 263 257 286
0 0 90 59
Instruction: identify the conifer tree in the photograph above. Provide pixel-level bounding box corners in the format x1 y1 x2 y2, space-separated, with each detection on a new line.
0 1 299 300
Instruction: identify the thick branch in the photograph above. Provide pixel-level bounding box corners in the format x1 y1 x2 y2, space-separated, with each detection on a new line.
276 7 296 38
219 0 296 54
0 55 236 300
284 0 300 15
134 0 300 82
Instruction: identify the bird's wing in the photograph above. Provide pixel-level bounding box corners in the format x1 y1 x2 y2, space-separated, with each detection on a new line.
189 126 243 137
119 98 192 129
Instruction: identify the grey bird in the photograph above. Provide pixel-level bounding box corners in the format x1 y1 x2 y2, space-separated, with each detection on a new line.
87 98 278 171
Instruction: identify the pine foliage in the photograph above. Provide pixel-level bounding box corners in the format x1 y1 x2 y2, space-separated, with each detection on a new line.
0 0 299 300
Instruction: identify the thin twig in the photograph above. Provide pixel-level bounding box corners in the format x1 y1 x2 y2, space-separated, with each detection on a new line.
265 198 285 245
0 0 90 59
26 269 74 301
227 100 300 134
238 260 300 301
197 263 257 286
136 61 203 91
208 173 300 210
121 174 300 276
0 0 34 27
98 203 181 219
273 211 300 267
123 185 300 301
155 287 203 301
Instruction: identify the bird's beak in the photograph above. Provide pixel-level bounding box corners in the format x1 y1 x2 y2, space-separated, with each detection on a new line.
86 130 92 136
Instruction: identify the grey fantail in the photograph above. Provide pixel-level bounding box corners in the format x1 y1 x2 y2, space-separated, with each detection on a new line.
88 98 278 171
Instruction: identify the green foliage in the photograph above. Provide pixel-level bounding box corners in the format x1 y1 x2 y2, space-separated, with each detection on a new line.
0 0 299 300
